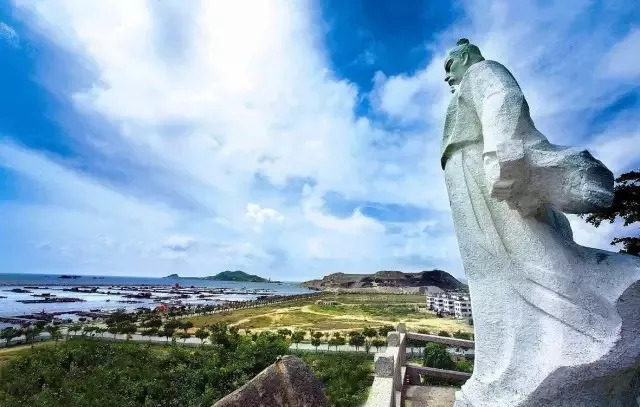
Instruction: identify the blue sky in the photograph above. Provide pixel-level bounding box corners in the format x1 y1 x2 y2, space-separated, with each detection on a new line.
0 0 639 280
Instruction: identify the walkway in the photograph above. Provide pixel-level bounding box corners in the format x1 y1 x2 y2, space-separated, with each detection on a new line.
403 386 457 407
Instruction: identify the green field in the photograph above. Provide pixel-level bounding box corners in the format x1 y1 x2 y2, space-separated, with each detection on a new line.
187 292 472 335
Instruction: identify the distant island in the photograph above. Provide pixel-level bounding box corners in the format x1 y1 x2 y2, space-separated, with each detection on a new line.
165 270 270 283
301 269 465 292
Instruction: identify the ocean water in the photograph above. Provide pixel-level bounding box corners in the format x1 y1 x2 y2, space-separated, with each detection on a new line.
0 273 310 325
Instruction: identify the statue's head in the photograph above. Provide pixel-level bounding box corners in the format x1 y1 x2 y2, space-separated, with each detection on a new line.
444 38 484 93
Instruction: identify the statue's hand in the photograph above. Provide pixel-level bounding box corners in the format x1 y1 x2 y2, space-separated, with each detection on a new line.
487 140 541 217
491 178 520 201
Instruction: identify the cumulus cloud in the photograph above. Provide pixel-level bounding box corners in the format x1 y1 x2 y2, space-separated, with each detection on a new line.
245 203 284 232
5 0 453 279
3 0 635 279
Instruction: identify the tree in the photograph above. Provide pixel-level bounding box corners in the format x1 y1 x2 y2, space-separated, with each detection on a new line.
178 332 191 343
118 323 137 340
107 326 119 339
157 328 174 343
372 338 386 352
82 325 96 337
45 325 61 344
437 330 451 337
195 328 210 345
180 320 194 334
68 324 82 339
378 325 395 338
328 338 340 351
582 170 640 256
348 334 365 352
0 327 20 347
455 359 474 373
141 317 162 329
452 330 472 340
362 327 377 340
423 342 455 370
141 328 158 342
164 320 182 332
94 327 106 337
347 330 361 338
291 331 305 349
311 337 322 352
277 328 292 338
24 327 39 347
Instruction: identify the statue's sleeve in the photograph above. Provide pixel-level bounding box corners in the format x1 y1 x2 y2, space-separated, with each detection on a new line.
469 62 527 154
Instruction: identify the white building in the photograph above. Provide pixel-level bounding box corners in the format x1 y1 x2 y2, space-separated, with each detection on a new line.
427 292 472 318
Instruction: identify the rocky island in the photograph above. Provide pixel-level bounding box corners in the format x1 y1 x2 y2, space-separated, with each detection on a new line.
165 270 270 283
301 269 464 292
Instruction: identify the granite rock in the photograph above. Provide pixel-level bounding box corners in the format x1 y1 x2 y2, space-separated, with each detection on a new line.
213 356 328 407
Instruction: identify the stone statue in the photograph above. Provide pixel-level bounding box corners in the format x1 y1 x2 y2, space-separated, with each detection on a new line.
441 38 640 406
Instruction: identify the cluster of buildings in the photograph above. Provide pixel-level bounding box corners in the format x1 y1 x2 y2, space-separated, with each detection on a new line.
426 292 472 318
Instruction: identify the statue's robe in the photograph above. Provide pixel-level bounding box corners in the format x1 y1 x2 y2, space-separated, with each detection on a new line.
443 60 640 406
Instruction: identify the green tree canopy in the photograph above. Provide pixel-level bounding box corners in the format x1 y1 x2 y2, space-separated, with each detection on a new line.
423 342 455 370
195 328 210 344
348 334 365 351
582 170 640 256
291 331 306 348
362 327 378 339
378 325 395 338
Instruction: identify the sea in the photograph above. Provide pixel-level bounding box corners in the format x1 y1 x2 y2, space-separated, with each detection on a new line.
0 273 310 329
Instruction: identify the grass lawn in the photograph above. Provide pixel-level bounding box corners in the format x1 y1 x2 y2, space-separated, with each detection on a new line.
186 293 472 335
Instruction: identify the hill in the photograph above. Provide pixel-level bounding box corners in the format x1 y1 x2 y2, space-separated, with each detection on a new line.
205 271 269 282
164 271 269 283
300 269 464 291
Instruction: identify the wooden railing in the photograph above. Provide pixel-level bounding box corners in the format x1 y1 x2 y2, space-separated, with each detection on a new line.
364 324 474 407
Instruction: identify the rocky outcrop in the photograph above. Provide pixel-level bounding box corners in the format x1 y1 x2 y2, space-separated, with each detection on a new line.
213 356 328 407
301 269 464 291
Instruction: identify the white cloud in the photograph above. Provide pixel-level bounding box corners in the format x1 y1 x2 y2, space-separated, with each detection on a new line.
5 0 635 280
0 22 19 47
245 203 284 232
589 132 640 175
600 28 640 80
5 0 458 279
